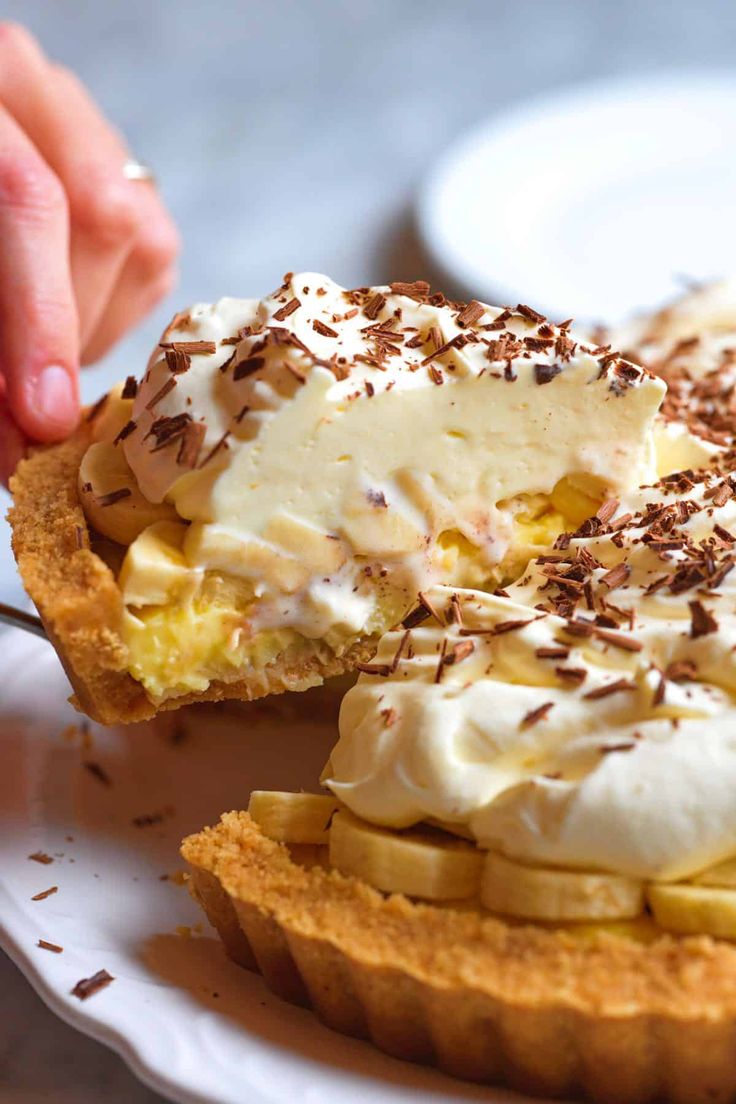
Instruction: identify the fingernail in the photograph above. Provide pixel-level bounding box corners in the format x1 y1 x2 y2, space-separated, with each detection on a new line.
33 365 77 430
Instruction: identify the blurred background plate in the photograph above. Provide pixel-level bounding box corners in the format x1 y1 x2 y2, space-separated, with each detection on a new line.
419 72 736 323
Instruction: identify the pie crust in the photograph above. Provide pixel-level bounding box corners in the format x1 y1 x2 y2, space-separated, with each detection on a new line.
182 811 736 1104
7 423 375 725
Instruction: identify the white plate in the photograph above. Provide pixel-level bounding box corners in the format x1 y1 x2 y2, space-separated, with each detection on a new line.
419 72 736 324
0 629 544 1104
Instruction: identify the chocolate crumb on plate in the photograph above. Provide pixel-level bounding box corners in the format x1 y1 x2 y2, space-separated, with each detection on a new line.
83 761 112 787
28 851 54 865
71 969 114 1000
31 886 58 901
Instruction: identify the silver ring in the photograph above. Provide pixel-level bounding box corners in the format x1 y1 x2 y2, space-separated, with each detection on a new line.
122 158 156 184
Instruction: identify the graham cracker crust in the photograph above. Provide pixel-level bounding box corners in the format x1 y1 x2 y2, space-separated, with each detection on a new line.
182 811 736 1104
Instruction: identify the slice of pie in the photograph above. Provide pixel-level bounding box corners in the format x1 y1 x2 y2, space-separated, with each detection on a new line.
9 273 663 723
183 449 736 1103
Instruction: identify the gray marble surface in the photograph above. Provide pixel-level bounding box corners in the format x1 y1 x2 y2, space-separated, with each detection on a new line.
2 0 736 1099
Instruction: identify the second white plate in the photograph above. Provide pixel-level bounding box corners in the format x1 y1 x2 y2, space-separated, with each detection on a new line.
419 72 736 323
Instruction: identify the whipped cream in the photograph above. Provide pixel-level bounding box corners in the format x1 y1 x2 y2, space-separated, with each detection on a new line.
120 273 663 645
327 459 736 881
611 279 736 452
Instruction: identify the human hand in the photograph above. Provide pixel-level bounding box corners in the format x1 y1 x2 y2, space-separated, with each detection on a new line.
0 23 180 484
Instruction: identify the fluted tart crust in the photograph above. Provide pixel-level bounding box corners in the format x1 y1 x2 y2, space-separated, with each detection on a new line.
182 811 736 1104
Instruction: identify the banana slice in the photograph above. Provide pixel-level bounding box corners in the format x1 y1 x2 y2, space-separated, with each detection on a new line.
550 475 604 526
248 791 338 845
89 384 134 444
119 520 196 607
647 884 736 939
481 852 645 922
329 809 483 900
78 440 178 545
690 857 736 888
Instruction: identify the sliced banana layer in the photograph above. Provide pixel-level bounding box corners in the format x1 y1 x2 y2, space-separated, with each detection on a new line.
248 791 338 845
647 884 736 939
481 852 645 922
329 809 484 901
247 790 736 938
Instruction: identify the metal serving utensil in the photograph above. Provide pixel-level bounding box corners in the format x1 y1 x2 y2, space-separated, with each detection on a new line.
0 602 46 639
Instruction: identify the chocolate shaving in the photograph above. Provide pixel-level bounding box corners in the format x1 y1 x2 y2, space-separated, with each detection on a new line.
198 431 230 469
434 638 449 683
443 639 475 666
520 701 554 728
390 280 430 302
312 319 338 338
516 303 546 323
145 412 191 450
709 482 733 508
417 591 444 625
456 300 485 327
31 886 58 901
366 488 388 508
583 679 637 700
145 377 177 409
389 630 411 673
363 292 386 320
536 646 569 659
555 666 587 686
534 363 563 385
594 628 643 653
600 562 631 590
401 604 431 630
596 498 620 525
37 939 63 953
272 297 301 321
121 376 138 400
165 349 191 375
160 340 216 355
113 419 137 445
83 761 111 787
355 662 392 677
380 707 397 728
665 659 698 682
96 488 132 508
28 851 53 865
233 356 266 381
71 969 114 1000
492 617 537 635
177 421 206 468
447 592 464 627
689 599 718 638
132 806 173 827
599 742 637 754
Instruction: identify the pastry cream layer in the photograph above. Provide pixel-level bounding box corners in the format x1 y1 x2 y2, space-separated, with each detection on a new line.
328 459 736 883
81 273 664 702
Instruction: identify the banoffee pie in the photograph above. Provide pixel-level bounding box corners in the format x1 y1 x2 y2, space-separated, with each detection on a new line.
184 450 736 1103
9 273 663 723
